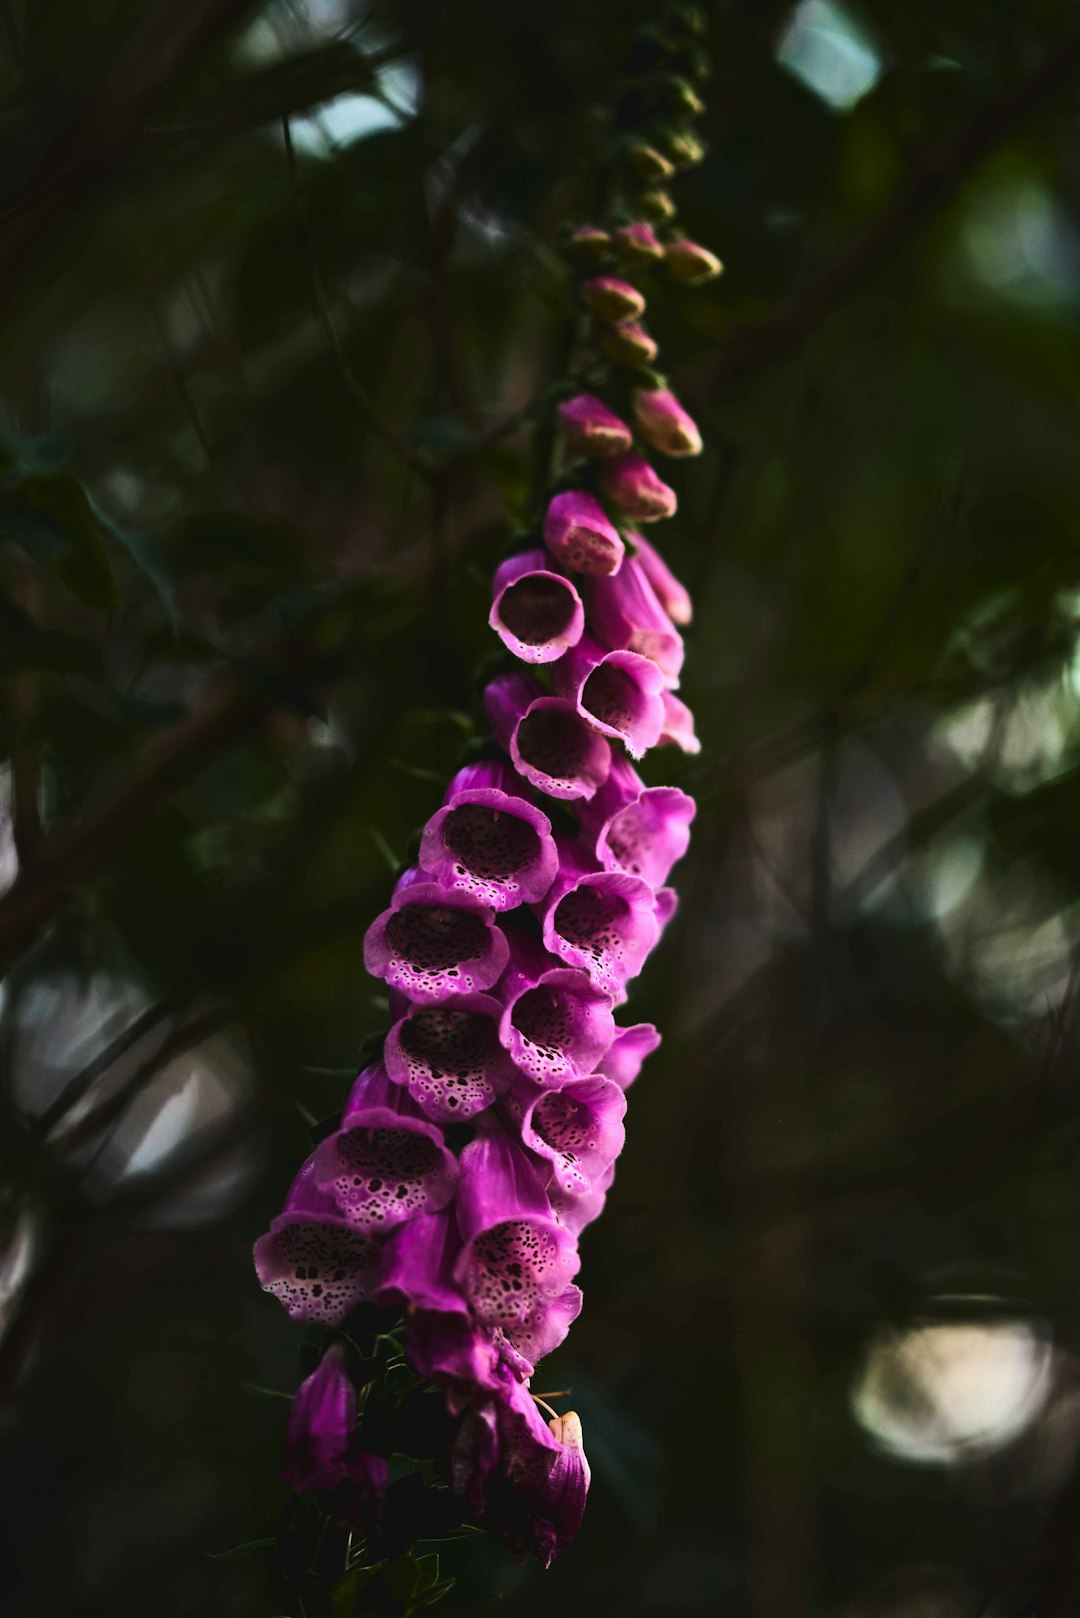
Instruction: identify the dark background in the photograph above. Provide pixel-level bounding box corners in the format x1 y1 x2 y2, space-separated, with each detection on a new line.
3 1 1080 1613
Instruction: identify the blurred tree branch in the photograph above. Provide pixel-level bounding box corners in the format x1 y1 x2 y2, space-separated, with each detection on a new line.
683 22 1080 398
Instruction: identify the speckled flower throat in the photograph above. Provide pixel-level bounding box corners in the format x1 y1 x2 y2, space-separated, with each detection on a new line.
255 1 720 1582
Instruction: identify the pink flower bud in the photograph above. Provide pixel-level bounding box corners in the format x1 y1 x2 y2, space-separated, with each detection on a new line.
612 221 665 265
631 533 692 625
565 223 611 262
599 451 677 523
632 387 702 457
556 393 633 458
666 238 724 285
544 490 625 576
600 321 659 367
581 275 646 324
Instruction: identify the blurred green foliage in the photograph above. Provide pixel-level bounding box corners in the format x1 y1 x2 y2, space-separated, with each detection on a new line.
4 1 1080 1615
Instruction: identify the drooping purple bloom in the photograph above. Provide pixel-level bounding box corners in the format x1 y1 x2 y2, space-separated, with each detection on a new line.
581 275 645 322
384 991 517 1121
595 1022 662 1090
454 1130 582 1364
599 450 678 523
587 556 685 684
551 633 665 759
323 1450 390 1532
253 1156 382 1325
600 320 658 366
312 1063 458 1233
631 532 693 625
282 1341 357 1493
363 877 509 1003
497 931 616 1085
490 549 585 664
543 490 625 577
631 387 703 457
537 839 661 1000
658 688 701 754
612 220 665 264
419 759 559 910
504 1071 626 1217
484 672 611 802
579 753 696 887
556 393 633 458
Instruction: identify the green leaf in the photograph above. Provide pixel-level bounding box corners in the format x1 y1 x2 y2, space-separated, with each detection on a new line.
0 473 115 609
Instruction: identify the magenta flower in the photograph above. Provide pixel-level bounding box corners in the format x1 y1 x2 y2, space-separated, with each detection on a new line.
484 672 612 802
599 450 678 522
596 1022 662 1090
282 1341 357 1493
587 555 685 684
581 275 645 322
419 760 559 910
253 1156 382 1324
506 1071 626 1214
497 932 616 1085
324 1450 390 1532
551 633 666 759
632 387 703 457
454 1130 583 1363
666 236 724 284
363 877 509 1003
538 839 661 1000
600 320 658 366
612 220 665 264
579 754 696 887
312 1063 458 1233
631 532 692 625
384 992 517 1121
490 549 585 663
556 393 633 458
543 490 625 577
658 688 701 754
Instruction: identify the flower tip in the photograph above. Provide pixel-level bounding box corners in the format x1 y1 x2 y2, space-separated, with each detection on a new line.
581 275 647 324
666 238 724 285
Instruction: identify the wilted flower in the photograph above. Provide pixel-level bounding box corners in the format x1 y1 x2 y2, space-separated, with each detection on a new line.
581 275 646 323
666 236 724 284
544 490 625 577
556 393 633 458
632 387 703 457
282 1342 357 1493
599 451 678 522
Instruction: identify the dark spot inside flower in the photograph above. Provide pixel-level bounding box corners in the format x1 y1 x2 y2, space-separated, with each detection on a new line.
400 1005 501 1075
328 1126 445 1223
582 662 642 732
513 986 576 1055
533 1090 593 1154
554 884 627 959
442 804 539 880
386 904 489 971
517 707 600 788
500 574 577 645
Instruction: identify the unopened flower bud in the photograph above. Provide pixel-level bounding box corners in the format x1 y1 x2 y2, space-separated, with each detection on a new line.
557 393 633 458
625 139 675 181
666 130 705 167
665 237 724 284
637 188 677 223
632 387 702 457
600 321 659 367
565 223 611 262
544 489 625 576
659 73 705 116
582 275 646 323
612 220 665 265
599 451 677 523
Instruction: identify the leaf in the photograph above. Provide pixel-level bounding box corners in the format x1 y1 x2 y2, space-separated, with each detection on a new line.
0 473 114 609
92 502 178 631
